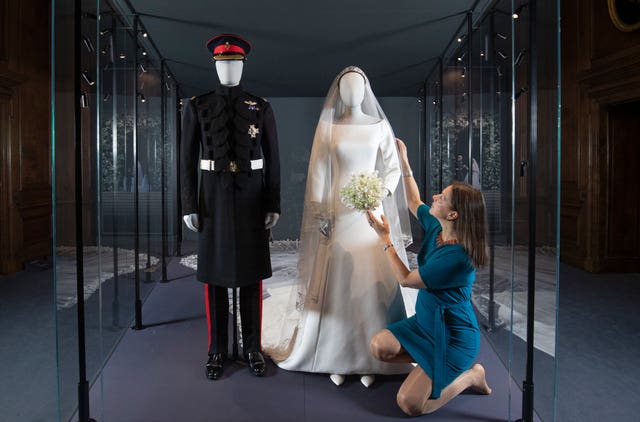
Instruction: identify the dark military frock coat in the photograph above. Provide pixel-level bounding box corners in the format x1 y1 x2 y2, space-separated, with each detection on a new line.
181 84 280 287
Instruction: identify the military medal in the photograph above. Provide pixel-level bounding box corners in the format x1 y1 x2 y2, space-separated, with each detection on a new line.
248 124 260 138
244 100 260 111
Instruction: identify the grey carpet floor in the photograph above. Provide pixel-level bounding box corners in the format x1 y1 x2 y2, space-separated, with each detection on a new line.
83 270 526 422
2 242 639 421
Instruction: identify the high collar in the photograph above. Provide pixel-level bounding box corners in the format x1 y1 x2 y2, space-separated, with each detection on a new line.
215 84 244 97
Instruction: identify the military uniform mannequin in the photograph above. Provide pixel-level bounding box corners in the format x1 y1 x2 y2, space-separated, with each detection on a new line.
180 34 280 380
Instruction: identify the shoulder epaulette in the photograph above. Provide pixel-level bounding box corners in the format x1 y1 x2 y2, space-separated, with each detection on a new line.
192 90 216 101
244 91 268 104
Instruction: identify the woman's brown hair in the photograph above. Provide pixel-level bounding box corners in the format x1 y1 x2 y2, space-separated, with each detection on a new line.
449 182 488 268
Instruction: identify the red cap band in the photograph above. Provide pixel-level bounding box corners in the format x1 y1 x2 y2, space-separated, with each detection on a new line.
213 44 245 56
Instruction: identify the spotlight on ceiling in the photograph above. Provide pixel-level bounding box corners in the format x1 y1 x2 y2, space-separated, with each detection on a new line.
81 70 95 86
513 3 528 19
82 35 95 53
80 91 89 108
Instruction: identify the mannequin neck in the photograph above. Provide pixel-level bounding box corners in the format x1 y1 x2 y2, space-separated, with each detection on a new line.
337 106 372 124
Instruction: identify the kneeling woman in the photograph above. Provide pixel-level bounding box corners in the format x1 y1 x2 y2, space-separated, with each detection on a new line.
366 139 492 416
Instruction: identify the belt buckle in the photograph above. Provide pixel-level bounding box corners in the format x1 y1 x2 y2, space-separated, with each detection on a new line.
229 161 239 173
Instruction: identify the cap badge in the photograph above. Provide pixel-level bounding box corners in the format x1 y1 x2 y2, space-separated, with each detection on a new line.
248 124 260 139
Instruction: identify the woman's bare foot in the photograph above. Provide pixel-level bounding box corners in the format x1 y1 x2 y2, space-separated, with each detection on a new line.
468 364 492 394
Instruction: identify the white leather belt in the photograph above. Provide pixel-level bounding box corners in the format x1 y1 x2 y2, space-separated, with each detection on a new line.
200 158 263 172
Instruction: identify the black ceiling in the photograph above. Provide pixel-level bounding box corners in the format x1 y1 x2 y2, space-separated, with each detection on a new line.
125 0 493 98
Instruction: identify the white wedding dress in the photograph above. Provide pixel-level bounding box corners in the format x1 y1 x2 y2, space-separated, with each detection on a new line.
274 121 413 375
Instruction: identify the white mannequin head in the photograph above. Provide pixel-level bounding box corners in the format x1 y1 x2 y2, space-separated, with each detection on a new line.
215 60 244 86
339 72 366 107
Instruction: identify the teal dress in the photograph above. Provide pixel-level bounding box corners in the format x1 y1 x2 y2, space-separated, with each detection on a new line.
387 204 479 398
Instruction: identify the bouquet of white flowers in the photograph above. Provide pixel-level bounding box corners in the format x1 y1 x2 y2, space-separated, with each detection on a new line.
339 171 386 212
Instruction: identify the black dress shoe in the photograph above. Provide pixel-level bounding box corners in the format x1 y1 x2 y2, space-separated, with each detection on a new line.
205 353 225 380
245 351 266 377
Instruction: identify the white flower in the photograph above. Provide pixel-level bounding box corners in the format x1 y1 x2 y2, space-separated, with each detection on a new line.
340 171 386 212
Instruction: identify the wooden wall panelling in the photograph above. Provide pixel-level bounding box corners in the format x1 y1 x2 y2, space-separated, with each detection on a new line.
0 0 51 274
0 93 15 272
593 0 640 61
0 0 7 62
560 0 640 272
603 102 640 271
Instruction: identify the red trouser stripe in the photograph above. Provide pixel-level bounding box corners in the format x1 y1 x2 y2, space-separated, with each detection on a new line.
204 284 211 350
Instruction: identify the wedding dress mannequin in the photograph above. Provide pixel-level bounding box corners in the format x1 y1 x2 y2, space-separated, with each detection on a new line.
182 60 280 232
264 66 412 388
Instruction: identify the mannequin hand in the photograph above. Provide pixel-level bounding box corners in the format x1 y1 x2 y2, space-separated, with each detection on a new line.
366 210 390 238
183 213 199 232
265 212 280 230
319 217 332 238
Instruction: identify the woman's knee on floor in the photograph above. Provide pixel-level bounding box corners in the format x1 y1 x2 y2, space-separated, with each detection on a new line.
396 390 425 416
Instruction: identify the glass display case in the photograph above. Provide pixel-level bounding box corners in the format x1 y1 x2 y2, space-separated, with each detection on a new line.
0 0 560 420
